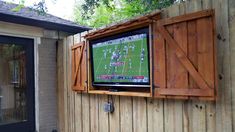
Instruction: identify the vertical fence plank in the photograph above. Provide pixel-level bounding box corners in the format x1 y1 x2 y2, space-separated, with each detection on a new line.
213 0 233 132
109 95 120 132
58 39 66 132
67 36 75 132
120 97 133 132
185 1 208 132
90 94 99 132
150 6 167 132
82 94 90 132
229 0 235 130
147 99 164 132
98 95 109 132
81 31 90 132
73 34 83 132
164 4 183 132
133 97 147 132
62 38 69 132
201 1 216 132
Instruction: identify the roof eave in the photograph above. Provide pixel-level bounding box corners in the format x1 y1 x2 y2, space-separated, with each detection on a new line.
0 12 91 34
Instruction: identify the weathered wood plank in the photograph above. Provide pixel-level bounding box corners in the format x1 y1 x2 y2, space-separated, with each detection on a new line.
164 99 183 132
98 95 109 132
90 94 99 132
182 100 192 132
185 1 207 132
57 39 65 132
202 0 212 10
229 0 235 130
109 96 120 132
212 0 233 132
191 101 206 132
74 93 82 132
73 33 83 132
62 38 69 132
120 97 133 132
67 36 75 132
133 97 147 132
82 94 90 132
147 99 164 132
80 31 90 132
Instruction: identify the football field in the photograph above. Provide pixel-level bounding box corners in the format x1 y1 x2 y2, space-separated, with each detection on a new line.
92 36 149 83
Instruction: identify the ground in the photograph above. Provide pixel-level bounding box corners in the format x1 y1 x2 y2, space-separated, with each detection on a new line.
92 34 149 83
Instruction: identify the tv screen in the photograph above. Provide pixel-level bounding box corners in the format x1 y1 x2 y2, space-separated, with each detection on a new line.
90 28 150 87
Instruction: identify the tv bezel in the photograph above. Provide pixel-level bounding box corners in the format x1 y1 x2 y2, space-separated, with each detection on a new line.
89 27 150 88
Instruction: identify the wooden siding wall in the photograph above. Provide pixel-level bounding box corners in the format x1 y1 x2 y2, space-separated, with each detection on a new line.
57 0 235 131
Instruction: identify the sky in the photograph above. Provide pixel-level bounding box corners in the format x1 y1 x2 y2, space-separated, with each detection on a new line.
2 0 80 21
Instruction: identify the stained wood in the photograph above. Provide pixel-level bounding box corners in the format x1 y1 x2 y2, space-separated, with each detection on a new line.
85 12 161 40
186 1 207 132
74 34 83 132
172 21 188 99
187 20 198 90
158 88 213 97
153 21 166 98
164 5 183 132
149 24 154 97
86 20 152 40
158 9 214 26
72 42 87 91
158 25 211 90
197 17 214 88
79 31 90 132
88 90 150 97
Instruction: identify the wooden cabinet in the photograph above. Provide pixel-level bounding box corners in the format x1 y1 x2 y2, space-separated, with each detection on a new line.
71 9 217 100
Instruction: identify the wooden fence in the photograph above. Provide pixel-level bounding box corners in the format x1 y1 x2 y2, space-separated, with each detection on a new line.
57 0 235 131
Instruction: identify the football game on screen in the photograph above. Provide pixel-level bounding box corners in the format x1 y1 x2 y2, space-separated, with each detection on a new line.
92 34 149 84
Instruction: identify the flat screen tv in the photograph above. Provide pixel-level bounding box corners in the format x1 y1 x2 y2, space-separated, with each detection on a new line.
90 27 150 87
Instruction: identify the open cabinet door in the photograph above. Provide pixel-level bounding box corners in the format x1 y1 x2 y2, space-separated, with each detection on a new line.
153 10 217 100
71 41 87 92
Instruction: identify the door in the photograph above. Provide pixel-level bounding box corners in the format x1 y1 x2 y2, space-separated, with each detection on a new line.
0 35 35 132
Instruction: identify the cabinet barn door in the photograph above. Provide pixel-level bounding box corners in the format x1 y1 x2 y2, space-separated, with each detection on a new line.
71 41 87 92
153 9 217 100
